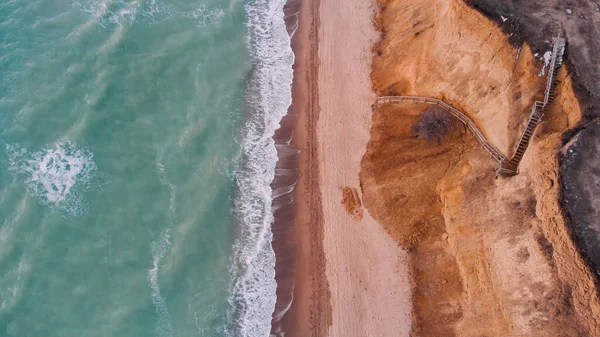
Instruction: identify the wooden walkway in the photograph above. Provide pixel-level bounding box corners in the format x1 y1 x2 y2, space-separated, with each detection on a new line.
375 36 566 176
498 36 566 175
375 95 506 162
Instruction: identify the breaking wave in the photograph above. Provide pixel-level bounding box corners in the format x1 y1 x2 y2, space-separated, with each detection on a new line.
226 0 294 335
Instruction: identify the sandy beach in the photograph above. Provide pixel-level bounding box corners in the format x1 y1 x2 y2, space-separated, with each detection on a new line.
279 0 600 335
317 0 412 335
284 0 412 335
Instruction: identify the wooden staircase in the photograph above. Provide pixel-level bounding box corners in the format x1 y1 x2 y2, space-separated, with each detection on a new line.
498 36 566 176
375 35 566 177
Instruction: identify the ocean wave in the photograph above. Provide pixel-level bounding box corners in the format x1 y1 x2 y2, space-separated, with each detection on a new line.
226 0 294 335
6 141 96 216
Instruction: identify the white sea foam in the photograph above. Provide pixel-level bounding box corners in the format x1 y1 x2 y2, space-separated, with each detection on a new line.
73 0 175 28
74 0 227 31
188 5 225 27
149 227 174 337
138 0 176 24
147 156 176 337
6 141 96 215
226 0 294 335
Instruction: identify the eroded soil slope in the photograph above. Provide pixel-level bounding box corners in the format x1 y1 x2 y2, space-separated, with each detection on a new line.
467 0 600 295
361 0 600 336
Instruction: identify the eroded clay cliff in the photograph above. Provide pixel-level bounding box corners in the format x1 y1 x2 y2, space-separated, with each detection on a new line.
360 0 600 336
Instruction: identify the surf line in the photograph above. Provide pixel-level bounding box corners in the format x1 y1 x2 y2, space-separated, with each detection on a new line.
226 0 296 335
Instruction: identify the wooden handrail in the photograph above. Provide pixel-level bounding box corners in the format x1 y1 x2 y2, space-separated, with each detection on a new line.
504 36 566 172
375 96 506 162
375 36 567 176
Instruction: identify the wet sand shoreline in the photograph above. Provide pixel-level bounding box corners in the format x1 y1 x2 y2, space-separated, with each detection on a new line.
282 0 332 334
271 0 330 335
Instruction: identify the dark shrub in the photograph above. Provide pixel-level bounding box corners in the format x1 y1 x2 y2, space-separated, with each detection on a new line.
413 106 454 143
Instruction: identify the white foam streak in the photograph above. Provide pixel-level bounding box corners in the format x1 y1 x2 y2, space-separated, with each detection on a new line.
149 227 174 337
0 248 31 315
147 156 176 337
227 0 294 335
73 0 176 29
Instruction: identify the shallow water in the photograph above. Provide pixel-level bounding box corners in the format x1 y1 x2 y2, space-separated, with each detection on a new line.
0 0 293 336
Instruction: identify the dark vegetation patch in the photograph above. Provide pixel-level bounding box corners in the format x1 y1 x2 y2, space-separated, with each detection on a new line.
536 231 555 263
413 107 455 143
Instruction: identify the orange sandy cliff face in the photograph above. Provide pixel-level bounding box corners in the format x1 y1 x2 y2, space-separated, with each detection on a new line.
361 0 600 336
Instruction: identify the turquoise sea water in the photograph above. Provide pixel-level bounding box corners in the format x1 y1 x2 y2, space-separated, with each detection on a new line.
0 0 293 336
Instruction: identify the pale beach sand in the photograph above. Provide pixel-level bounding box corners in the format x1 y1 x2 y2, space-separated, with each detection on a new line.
284 0 412 335
316 0 412 335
